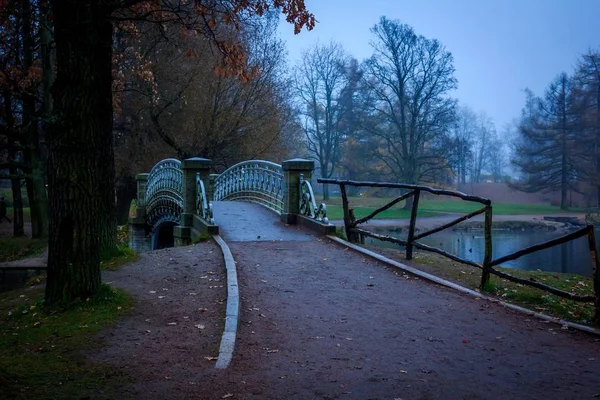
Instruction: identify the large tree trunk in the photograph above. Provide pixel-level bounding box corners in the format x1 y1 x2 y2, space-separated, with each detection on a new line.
45 0 114 304
22 0 49 238
9 167 24 237
24 149 48 238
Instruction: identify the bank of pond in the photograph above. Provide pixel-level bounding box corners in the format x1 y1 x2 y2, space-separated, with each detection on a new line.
365 221 596 278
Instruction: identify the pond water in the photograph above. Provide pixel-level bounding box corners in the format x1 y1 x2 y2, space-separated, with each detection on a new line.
365 227 597 277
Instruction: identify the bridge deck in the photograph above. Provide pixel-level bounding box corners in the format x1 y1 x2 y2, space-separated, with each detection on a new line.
212 201 312 242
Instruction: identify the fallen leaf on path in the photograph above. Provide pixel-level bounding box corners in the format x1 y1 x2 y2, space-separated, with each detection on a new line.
200 308 208 312
399 370 408 374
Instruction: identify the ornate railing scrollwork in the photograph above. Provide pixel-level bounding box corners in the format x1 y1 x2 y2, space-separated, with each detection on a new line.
213 160 284 214
196 173 214 224
145 158 184 227
299 174 328 223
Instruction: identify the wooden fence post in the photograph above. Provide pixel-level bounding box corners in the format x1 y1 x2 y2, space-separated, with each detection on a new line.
341 184 356 242
480 205 493 290
586 226 600 325
406 190 420 260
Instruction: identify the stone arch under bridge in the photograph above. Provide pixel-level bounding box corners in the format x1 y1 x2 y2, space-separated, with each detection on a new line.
129 157 333 251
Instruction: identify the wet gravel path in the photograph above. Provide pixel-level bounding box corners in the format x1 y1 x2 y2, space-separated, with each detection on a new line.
195 237 600 400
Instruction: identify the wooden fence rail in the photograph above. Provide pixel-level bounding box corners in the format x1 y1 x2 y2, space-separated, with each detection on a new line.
318 178 600 324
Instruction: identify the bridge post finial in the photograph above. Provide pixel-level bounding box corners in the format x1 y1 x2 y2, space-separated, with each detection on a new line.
281 158 315 224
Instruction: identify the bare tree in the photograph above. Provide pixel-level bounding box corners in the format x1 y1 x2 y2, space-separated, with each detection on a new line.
486 130 506 182
470 112 496 183
449 106 476 184
294 42 351 200
362 17 457 195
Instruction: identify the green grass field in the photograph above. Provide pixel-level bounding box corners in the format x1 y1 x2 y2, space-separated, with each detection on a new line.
0 284 133 398
323 196 582 221
371 246 595 325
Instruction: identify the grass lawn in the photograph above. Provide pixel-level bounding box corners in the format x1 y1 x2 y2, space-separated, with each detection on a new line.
370 245 596 326
0 237 47 262
6 207 31 219
323 196 582 221
0 284 134 398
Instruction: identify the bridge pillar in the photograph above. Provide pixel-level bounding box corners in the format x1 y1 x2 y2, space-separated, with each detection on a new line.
129 173 151 252
281 158 315 224
175 157 213 246
208 173 220 202
136 173 149 208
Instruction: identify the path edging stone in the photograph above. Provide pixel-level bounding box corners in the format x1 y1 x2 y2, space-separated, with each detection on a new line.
327 235 600 337
212 235 240 369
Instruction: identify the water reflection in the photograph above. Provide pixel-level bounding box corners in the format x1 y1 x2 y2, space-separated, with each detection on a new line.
367 227 596 277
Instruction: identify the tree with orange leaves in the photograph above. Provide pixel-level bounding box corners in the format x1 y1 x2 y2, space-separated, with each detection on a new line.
43 0 314 304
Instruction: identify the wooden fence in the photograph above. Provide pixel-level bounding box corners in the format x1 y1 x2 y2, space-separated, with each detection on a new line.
318 178 600 323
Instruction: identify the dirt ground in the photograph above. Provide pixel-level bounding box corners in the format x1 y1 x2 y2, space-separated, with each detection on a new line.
3 204 600 399
91 236 600 400
91 241 227 399
0 221 31 238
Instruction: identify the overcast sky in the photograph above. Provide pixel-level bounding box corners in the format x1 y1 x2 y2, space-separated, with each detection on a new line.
277 0 600 131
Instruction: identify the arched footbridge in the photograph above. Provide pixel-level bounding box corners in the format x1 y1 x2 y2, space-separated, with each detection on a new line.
129 158 334 251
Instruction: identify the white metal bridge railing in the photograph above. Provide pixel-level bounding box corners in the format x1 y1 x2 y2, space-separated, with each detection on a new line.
145 158 184 227
213 160 284 214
